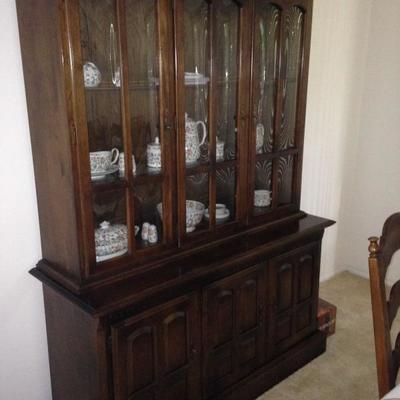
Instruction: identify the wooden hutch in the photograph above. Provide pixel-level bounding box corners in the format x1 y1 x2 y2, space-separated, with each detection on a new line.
16 0 334 399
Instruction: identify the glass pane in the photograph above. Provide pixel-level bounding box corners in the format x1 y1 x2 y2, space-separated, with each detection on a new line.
184 0 210 166
253 3 281 154
93 190 128 263
186 173 209 234
126 0 162 176
277 156 294 205
80 0 124 181
253 160 272 216
278 7 304 150
214 1 240 161
215 166 236 225
134 183 163 248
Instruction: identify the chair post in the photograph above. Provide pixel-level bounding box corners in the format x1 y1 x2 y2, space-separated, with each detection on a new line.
369 236 394 398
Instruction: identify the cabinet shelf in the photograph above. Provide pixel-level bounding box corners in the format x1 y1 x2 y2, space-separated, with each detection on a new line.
84 77 241 92
85 81 159 92
185 159 237 176
91 171 164 191
91 176 128 193
255 148 299 162
133 172 164 185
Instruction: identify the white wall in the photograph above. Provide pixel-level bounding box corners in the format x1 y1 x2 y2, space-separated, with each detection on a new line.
0 1 51 400
301 0 373 281
335 0 400 283
1 0 397 398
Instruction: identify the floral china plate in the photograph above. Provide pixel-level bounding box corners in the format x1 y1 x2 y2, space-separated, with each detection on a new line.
91 164 119 180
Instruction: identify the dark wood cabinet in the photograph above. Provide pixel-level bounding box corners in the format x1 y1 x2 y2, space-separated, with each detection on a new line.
16 0 334 399
203 265 266 397
268 242 321 357
112 295 201 400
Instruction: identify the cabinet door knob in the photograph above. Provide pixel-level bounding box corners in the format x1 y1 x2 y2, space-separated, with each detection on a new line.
190 347 198 360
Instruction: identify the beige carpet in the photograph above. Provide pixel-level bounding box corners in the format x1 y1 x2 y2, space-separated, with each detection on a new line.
258 271 380 400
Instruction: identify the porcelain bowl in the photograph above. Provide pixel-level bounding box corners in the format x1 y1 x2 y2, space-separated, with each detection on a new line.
157 200 205 232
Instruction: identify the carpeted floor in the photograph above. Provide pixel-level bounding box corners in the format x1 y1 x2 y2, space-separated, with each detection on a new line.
258 271 380 400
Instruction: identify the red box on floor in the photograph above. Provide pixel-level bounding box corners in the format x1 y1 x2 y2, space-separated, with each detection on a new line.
317 298 337 337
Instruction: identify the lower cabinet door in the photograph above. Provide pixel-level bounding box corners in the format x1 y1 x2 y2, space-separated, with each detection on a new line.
203 264 266 398
268 242 321 357
111 294 201 400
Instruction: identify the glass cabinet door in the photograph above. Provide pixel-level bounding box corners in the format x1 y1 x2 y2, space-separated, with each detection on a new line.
175 0 243 241
249 1 308 220
72 0 174 271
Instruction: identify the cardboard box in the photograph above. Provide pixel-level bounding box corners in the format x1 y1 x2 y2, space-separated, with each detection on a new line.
318 298 337 337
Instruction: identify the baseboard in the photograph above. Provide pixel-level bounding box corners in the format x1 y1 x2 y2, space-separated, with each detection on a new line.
214 331 327 400
346 266 370 281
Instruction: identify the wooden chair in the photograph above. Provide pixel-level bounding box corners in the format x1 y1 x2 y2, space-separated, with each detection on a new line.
369 213 400 399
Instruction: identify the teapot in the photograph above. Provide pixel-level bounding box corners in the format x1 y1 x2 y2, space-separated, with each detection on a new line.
185 113 207 164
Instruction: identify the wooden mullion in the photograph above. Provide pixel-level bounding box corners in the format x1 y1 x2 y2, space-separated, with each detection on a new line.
293 3 312 207
174 0 187 245
208 2 216 232
246 0 257 223
236 0 252 224
64 0 97 276
116 0 135 255
271 6 285 210
158 0 174 244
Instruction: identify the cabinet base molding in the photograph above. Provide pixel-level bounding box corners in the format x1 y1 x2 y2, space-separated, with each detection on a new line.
214 331 326 400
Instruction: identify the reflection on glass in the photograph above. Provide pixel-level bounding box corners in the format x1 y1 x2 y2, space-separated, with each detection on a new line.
134 183 163 247
278 7 304 150
253 3 281 154
126 0 161 175
79 0 124 169
184 0 210 164
253 160 272 216
186 173 209 233
277 156 294 205
215 166 236 225
93 190 127 263
214 1 239 161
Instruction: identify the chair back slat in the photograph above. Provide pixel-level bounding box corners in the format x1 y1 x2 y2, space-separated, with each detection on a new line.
369 213 400 398
389 281 400 328
379 213 400 268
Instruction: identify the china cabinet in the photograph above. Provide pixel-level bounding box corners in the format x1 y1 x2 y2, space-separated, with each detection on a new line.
17 0 334 399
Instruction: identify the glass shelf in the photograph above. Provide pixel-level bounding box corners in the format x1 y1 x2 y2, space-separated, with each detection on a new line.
92 176 127 193
185 159 238 176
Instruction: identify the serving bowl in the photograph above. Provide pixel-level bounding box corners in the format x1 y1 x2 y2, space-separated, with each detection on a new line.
95 221 128 260
157 200 205 232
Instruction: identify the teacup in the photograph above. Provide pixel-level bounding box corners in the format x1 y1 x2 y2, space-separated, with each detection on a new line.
254 189 271 207
90 149 119 174
118 152 136 176
216 203 228 218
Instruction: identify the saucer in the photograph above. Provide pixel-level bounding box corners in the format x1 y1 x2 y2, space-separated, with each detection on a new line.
204 208 230 224
91 164 119 180
96 248 127 263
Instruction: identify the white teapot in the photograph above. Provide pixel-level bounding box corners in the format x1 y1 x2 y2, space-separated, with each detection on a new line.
185 113 207 164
